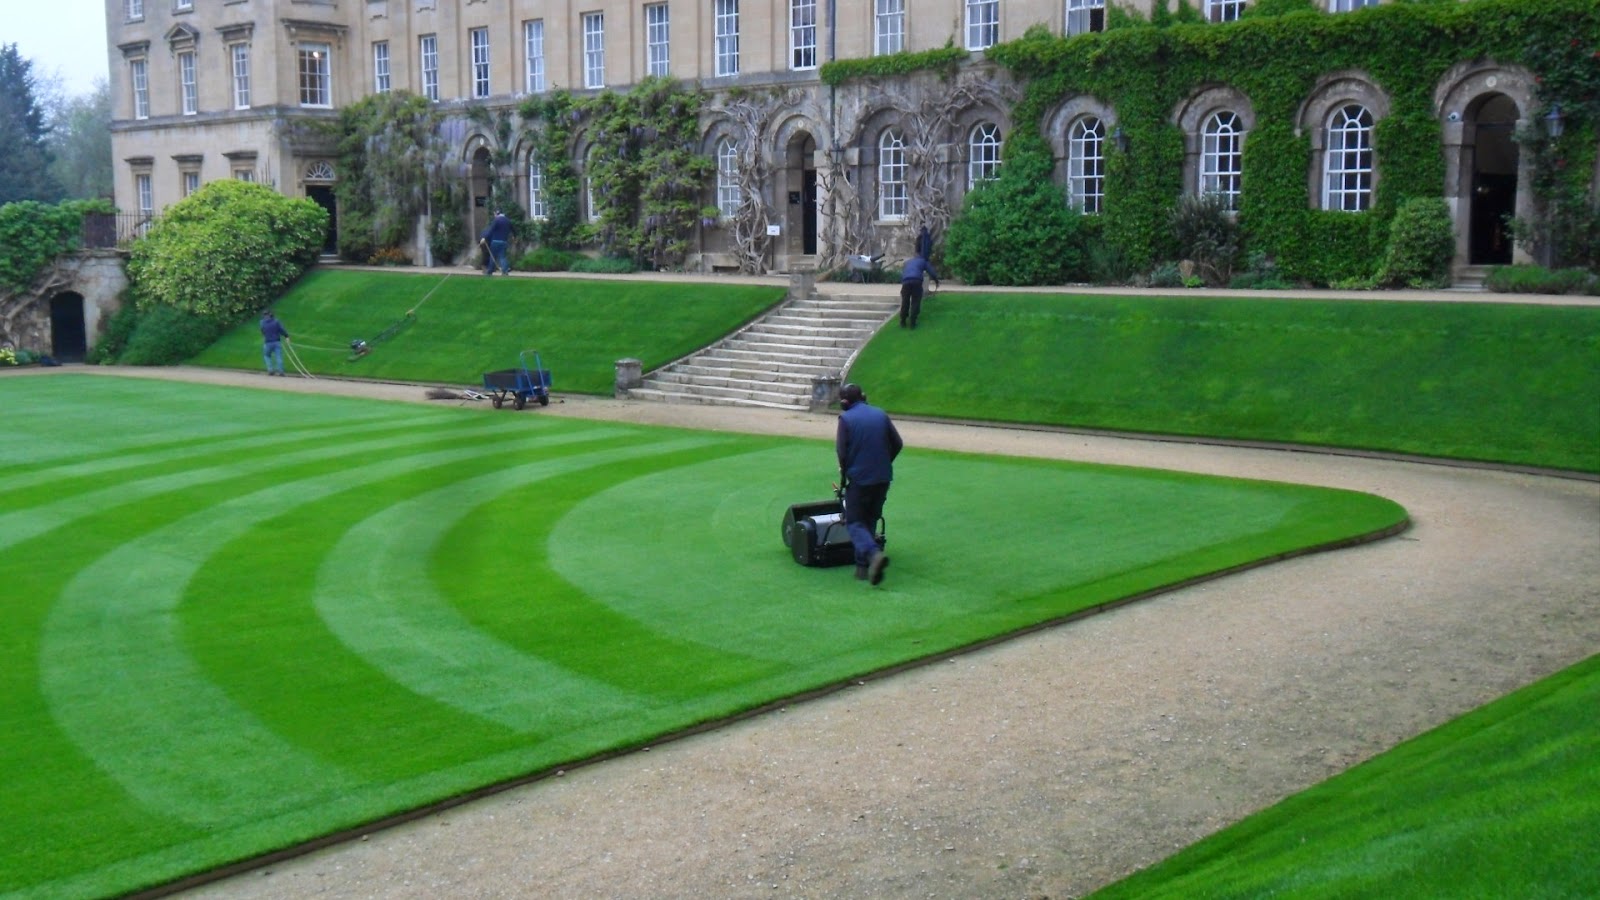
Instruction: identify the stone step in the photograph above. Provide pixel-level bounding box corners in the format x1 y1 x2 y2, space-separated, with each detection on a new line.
653 370 816 390
674 360 838 380
625 388 808 411
632 381 806 407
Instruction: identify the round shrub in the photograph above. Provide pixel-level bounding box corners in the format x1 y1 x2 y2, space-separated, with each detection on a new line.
946 154 1087 286
116 305 230 366
1378 197 1456 288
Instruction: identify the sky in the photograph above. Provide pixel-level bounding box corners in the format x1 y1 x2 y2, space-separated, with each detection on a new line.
5 0 111 97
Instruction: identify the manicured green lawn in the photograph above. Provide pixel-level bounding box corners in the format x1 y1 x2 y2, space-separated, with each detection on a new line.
188 268 784 394
0 375 1404 899
850 293 1600 473
1090 653 1600 900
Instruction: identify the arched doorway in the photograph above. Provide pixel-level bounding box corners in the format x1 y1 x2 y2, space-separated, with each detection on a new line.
50 292 87 362
469 146 493 240
1469 94 1518 265
304 160 338 256
783 132 819 260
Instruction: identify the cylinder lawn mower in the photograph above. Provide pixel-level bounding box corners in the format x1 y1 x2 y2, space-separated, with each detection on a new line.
780 483 886 567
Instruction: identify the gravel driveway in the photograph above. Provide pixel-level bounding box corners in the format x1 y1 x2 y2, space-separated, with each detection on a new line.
40 367 1595 900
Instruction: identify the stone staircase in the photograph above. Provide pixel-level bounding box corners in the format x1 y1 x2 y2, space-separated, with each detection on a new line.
1451 264 1491 291
624 278 900 410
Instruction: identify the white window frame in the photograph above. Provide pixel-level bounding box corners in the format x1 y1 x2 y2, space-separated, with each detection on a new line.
1207 0 1246 22
717 139 741 217
174 0 192 10
178 51 197 115
791 0 818 71
230 43 251 110
968 123 1002 188
469 28 491 99
714 0 740 78
966 0 999 51
878 130 907 221
420 35 439 101
1201 111 1244 210
130 58 149 120
374 41 391 93
1329 0 1376 10
875 0 905 56
583 13 606 89
136 173 153 218
528 157 547 220
645 5 670 78
584 149 600 222
182 170 200 197
1068 117 1105 214
234 168 255 183
126 0 144 20
1323 104 1374 212
298 43 331 108
1066 0 1105 36
525 21 547 93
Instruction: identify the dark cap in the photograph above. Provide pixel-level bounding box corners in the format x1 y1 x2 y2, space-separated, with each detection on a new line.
839 382 865 406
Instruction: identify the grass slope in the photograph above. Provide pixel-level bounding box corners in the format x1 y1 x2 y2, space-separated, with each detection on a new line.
0 375 1404 899
187 269 783 394
849 293 1600 473
1090 653 1600 899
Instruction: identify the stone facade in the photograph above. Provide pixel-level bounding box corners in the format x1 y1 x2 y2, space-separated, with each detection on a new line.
0 252 129 361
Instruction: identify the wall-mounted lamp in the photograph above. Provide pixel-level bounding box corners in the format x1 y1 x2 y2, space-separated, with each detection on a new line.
1545 103 1564 139
1112 126 1129 153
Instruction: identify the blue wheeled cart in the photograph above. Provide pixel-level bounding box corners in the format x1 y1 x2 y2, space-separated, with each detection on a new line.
482 349 552 410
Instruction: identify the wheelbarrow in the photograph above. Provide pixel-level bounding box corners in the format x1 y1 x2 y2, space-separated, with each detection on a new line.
845 253 885 283
482 349 552 409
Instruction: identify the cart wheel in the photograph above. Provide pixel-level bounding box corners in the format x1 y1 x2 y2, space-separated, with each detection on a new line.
493 397 504 409
538 394 550 407
849 270 863 284
514 393 527 410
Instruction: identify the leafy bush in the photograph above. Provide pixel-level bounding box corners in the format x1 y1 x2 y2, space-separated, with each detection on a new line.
0 198 114 291
1148 261 1184 288
116 305 229 366
368 247 411 266
1171 193 1240 287
569 255 638 275
515 246 584 272
946 154 1087 285
125 180 327 324
1485 264 1600 295
86 298 139 364
1378 198 1456 288
1229 251 1294 290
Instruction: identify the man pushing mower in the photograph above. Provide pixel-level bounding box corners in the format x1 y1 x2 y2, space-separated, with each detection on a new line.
836 382 902 585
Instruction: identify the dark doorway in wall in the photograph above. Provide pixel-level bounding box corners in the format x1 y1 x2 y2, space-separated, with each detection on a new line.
1469 94 1518 265
50 292 87 362
306 185 338 255
803 169 818 256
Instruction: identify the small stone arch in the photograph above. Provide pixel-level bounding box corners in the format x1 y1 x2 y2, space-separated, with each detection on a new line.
1042 94 1119 192
1434 60 1539 269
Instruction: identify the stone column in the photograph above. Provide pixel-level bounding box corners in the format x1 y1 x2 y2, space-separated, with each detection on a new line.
614 358 642 397
788 265 817 304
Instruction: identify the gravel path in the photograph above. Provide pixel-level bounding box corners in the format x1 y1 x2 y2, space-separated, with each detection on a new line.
42 367 1596 900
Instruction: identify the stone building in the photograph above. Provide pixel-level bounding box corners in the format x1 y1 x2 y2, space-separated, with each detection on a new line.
104 0 1567 275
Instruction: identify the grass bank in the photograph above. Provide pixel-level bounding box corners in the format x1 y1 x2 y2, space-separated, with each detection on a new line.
1090 652 1600 899
850 293 1600 473
188 268 784 394
0 375 1404 898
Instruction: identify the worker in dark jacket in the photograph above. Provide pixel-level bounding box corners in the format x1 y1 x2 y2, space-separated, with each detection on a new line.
480 209 512 275
260 310 289 376
899 253 940 329
836 382 903 585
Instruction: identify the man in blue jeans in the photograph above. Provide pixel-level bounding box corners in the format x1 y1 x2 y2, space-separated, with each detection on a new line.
260 309 289 376
481 209 512 275
836 382 903 585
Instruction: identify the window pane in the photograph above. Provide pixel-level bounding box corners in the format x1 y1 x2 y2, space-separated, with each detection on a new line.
374 42 390 93
791 0 817 70
1068 117 1104 214
298 44 330 107
231 44 250 109
583 14 605 89
471 29 490 98
1200 111 1243 210
715 0 740 77
421 35 439 100
717 139 741 217
646 6 670 77
525 21 545 93
876 0 904 55
179 52 197 115
879 130 907 220
1322 104 1373 212
967 0 999 50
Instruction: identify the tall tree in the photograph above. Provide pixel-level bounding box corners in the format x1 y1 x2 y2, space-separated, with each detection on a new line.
47 79 112 200
0 43 64 203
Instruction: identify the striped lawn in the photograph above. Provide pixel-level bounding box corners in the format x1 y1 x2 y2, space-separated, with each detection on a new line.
0 375 1405 899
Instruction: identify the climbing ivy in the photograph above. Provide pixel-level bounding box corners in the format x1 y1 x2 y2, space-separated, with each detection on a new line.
985 0 1600 284
820 45 968 87
333 92 462 264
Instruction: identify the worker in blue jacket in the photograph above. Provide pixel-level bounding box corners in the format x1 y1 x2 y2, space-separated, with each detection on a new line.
836 382 903 585
480 209 512 275
899 253 940 329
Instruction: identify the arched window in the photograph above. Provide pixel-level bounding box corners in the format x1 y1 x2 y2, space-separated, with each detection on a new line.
1200 111 1243 210
968 122 1002 189
528 155 546 221
1067 117 1104 214
716 139 741 218
304 160 335 182
1323 104 1373 211
878 129 907 220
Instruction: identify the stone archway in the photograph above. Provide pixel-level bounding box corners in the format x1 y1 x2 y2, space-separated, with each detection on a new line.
1435 61 1539 273
49 292 88 361
779 127 819 264
0 251 127 362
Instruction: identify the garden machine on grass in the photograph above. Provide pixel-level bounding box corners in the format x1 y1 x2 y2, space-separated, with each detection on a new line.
781 483 886 567
482 349 552 409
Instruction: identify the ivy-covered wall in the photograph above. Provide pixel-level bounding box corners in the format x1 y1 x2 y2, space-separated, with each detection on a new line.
989 0 1600 283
